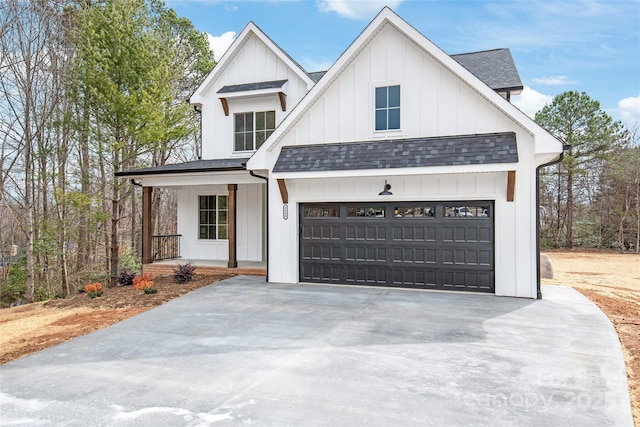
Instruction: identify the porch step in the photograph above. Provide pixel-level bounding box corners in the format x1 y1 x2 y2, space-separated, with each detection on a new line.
143 264 267 277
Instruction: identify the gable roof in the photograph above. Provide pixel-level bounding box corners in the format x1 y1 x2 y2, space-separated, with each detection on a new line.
451 48 523 92
247 7 563 171
217 80 288 94
190 22 315 105
273 132 518 173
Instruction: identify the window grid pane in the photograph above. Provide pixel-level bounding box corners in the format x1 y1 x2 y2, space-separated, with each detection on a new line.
375 85 400 131
198 195 229 240
234 111 275 151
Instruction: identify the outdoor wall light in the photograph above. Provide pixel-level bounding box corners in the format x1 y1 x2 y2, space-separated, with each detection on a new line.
379 180 393 196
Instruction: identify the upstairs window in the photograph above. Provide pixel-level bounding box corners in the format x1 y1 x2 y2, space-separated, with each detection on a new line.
199 195 228 240
234 111 275 151
375 85 400 131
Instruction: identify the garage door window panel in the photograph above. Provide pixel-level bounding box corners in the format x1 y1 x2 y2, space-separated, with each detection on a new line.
445 205 491 218
347 206 385 217
304 206 339 218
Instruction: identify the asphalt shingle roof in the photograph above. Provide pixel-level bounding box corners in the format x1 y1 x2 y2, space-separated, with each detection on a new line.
273 133 518 173
451 48 523 91
217 80 288 94
115 158 249 177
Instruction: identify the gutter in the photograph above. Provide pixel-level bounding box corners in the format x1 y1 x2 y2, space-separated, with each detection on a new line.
535 144 569 299
115 165 246 177
249 169 269 282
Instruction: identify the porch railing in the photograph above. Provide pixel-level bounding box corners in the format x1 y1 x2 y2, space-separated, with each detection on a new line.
152 234 181 261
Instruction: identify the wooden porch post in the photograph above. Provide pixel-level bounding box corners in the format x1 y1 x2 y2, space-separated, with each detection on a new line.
142 186 153 264
228 184 238 268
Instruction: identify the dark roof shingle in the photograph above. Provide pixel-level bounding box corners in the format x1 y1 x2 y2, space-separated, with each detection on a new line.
115 158 249 177
273 133 518 173
217 80 288 94
451 48 523 91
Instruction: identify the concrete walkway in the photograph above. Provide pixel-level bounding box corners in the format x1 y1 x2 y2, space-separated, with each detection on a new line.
0 276 633 426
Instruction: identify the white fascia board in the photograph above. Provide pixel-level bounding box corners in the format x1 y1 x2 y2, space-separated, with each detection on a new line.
271 163 519 180
248 7 562 171
134 171 264 188
191 23 314 106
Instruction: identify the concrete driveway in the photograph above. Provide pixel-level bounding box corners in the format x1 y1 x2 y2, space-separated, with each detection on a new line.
0 276 632 426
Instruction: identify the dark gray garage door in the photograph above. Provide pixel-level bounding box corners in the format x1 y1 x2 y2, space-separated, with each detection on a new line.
299 201 494 292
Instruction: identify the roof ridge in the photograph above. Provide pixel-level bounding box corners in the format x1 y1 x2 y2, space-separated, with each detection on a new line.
451 48 509 56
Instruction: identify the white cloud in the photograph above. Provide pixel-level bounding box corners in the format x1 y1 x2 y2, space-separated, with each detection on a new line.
511 86 553 118
207 31 236 61
533 75 578 85
317 0 403 20
618 94 640 128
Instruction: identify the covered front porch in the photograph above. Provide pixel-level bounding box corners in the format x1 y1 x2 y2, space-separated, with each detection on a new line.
115 158 267 273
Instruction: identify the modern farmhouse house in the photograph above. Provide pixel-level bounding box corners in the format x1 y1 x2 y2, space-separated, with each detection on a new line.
117 7 563 298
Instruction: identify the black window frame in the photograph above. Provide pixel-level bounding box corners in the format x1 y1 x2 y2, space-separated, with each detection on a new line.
375 85 401 131
198 195 229 240
234 110 276 152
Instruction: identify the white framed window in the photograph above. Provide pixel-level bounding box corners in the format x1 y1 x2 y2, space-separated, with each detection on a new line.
198 195 228 239
375 85 400 131
234 110 275 151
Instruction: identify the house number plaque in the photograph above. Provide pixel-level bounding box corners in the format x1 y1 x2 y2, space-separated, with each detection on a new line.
283 204 288 220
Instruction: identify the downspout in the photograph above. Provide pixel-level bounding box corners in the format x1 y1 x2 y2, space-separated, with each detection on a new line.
249 170 269 282
535 144 569 299
193 105 203 160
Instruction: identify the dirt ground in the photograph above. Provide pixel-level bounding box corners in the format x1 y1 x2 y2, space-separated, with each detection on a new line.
1 254 639 424
542 250 640 425
0 273 232 364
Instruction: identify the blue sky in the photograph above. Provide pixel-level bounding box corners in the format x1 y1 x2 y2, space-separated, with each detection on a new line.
168 0 640 129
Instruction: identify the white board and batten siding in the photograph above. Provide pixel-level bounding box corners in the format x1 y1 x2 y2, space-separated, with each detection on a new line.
177 183 264 262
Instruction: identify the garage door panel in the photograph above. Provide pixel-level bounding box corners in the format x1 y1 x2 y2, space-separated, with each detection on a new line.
479 227 492 242
345 265 388 284
393 225 437 242
300 202 494 292
345 245 387 262
393 268 437 287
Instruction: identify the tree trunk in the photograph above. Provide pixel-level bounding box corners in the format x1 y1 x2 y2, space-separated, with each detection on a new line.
76 101 91 272
566 169 574 249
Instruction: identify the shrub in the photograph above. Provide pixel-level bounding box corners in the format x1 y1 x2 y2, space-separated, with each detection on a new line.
173 262 196 284
132 273 153 287
133 273 156 294
118 247 141 276
117 269 136 286
84 283 103 298
0 257 26 307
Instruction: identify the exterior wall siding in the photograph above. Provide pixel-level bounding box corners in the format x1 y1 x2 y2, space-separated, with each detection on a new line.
277 23 529 150
177 184 264 262
267 170 538 297
200 34 311 160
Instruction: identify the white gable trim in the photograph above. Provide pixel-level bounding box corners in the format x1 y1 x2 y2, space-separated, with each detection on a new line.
190 22 315 106
247 7 562 171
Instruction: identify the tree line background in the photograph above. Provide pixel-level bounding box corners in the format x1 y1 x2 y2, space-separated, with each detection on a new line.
1 0 638 306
